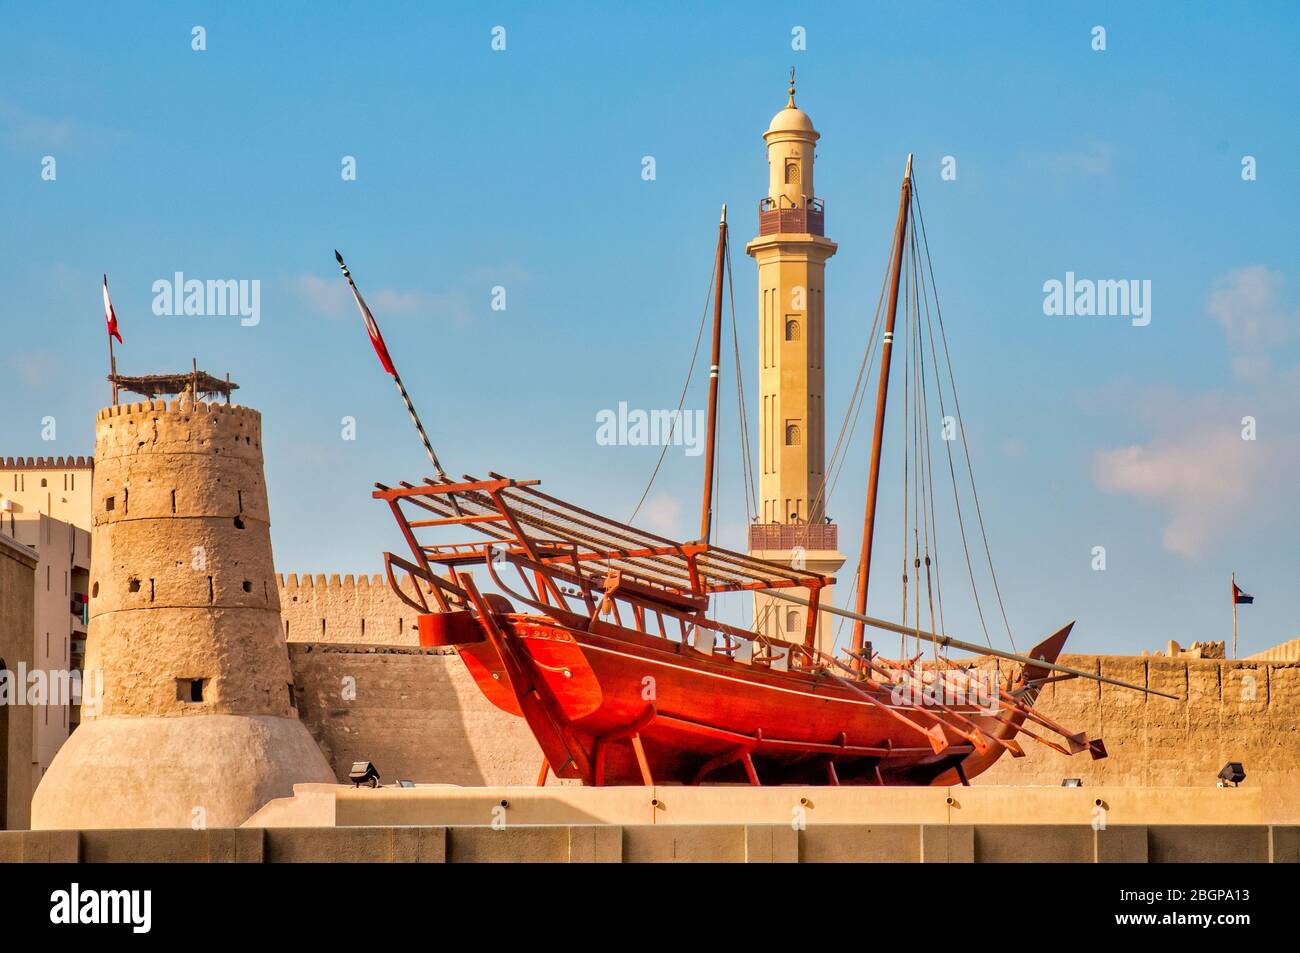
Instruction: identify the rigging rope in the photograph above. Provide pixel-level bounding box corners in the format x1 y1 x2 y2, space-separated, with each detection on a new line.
911 224 946 657
908 204 995 650
826 231 897 647
628 244 717 524
910 226 942 661
911 181 1018 652
726 235 758 524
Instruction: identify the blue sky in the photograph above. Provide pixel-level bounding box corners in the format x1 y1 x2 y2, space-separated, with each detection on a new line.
2 2 1297 657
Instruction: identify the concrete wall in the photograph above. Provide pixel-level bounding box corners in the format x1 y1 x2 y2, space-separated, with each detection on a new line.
975 653 1300 822
289 642 542 786
251 781 1266 828
0 535 37 830
1 823 1296 863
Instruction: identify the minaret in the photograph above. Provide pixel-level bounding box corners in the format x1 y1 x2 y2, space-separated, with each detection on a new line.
31 391 335 829
746 73 846 656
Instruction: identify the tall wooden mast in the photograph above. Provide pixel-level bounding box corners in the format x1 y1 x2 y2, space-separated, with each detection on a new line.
851 154 913 668
699 203 728 542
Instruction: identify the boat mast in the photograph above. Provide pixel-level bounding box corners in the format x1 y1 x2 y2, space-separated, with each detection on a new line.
699 203 729 542
851 154 913 669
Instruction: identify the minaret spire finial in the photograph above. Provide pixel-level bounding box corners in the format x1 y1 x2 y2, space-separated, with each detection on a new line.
787 66 797 108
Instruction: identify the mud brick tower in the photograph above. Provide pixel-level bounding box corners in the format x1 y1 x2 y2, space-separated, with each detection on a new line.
31 394 333 829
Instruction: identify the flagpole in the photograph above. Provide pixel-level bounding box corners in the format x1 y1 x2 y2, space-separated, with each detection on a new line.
334 250 450 483
1232 571 1238 659
104 273 119 406
108 328 118 406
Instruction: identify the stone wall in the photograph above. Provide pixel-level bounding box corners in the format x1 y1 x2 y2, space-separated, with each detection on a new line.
976 653 1300 822
289 642 542 787
279 573 423 646
1248 637 1300 663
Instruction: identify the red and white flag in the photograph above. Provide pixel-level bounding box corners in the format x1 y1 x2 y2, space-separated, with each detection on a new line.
335 251 396 376
102 274 123 344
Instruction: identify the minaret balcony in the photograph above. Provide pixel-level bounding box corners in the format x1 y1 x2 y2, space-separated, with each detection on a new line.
749 521 838 552
758 197 825 236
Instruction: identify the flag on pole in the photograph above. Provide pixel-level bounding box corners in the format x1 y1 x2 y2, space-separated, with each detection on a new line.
1233 581 1254 605
334 251 395 377
102 274 123 343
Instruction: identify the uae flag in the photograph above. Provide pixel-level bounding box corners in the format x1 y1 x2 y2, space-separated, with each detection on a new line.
102 274 123 343
1233 581 1254 605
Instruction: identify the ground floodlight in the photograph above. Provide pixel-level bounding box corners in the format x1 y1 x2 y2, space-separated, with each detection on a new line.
349 761 381 788
1217 762 1245 787
1061 778 1083 788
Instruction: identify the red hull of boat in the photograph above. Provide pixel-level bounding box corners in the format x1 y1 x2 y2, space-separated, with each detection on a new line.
441 609 1070 786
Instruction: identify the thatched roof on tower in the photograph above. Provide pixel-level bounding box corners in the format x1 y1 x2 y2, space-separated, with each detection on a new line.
108 369 237 401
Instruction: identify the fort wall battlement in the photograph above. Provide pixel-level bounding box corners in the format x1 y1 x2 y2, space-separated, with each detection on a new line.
0 456 93 470
1248 637 1300 664
976 652 1300 821
278 572 422 645
96 397 262 425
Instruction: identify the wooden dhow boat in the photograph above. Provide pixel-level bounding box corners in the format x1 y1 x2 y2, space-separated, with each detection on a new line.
339 154 1172 788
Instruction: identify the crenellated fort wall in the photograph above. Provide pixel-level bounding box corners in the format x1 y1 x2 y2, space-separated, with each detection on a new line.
278 572 423 646
974 653 1300 822
278 574 543 786
1247 637 1300 664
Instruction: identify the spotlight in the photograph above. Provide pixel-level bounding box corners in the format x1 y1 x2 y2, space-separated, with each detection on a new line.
349 761 381 788
1217 762 1245 787
397 779 416 788
1061 778 1083 788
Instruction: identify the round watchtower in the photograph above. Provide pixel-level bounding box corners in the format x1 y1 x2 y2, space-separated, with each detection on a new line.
32 396 334 829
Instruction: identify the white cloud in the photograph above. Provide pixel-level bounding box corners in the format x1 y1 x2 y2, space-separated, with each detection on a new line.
7 350 62 389
1026 142 1114 176
1207 265 1296 351
1090 265 1299 558
291 274 350 318
0 98 122 151
639 493 682 535
1093 431 1266 558
290 274 475 325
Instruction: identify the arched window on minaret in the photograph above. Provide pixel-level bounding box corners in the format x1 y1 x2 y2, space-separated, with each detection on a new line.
785 422 801 446
785 609 801 633
785 160 800 185
785 318 800 341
